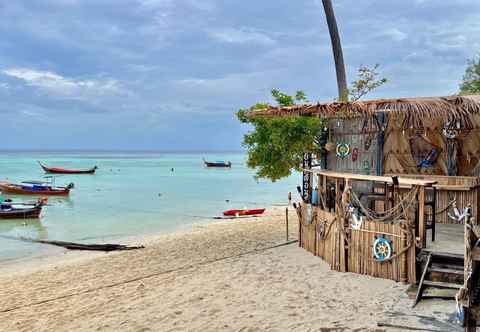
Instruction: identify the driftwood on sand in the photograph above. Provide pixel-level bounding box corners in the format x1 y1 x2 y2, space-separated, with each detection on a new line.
2 236 144 252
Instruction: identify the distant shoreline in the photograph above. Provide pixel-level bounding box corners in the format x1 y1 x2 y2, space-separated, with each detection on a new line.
0 149 246 154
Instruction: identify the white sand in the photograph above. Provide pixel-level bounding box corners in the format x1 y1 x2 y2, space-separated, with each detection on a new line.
0 208 462 331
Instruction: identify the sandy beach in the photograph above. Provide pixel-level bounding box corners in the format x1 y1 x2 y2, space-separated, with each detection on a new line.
0 207 461 331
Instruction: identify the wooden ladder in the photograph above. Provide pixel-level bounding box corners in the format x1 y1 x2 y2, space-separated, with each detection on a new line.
413 251 464 307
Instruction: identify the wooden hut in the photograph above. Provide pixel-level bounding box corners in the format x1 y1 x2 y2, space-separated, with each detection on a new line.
246 95 480 326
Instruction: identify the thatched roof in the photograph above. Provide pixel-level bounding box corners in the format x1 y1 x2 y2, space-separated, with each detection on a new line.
246 94 480 128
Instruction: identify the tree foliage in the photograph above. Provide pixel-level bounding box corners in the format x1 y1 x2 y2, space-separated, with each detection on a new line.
348 64 388 101
237 90 323 182
460 56 480 95
238 65 387 182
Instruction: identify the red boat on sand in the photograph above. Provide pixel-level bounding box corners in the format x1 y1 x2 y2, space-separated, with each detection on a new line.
223 208 266 217
38 161 97 175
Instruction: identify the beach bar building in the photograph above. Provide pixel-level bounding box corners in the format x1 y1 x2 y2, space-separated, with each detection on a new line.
247 95 480 327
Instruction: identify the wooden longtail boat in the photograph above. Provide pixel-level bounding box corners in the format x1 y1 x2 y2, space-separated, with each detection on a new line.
223 208 266 217
38 161 97 174
0 198 47 219
203 159 232 168
0 181 73 196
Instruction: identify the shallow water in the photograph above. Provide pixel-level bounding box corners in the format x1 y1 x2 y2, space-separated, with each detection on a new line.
0 152 298 262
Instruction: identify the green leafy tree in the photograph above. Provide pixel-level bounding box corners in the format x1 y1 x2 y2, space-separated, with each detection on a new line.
460 56 480 95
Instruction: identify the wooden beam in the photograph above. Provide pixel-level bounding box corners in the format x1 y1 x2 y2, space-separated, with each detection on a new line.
418 186 426 249
302 169 436 187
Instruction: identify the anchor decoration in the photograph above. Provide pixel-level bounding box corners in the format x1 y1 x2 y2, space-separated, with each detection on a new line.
373 236 393 262
448 203 470 223
348 204 364 230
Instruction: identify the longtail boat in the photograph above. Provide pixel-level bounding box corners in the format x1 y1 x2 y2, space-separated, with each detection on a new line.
0 180 73 196
203 158 231 168
0 197 47 219
38 161 97 174
223 208 266 217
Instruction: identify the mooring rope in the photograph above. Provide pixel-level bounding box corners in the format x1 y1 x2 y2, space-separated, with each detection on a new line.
0 240 299 314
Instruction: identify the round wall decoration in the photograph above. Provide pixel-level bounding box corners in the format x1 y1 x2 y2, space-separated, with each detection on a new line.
373 236 393 262
336 143 351 158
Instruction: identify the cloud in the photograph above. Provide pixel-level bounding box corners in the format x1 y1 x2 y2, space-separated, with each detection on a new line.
2 68 125 100
378 28 408 42
209 28 275 45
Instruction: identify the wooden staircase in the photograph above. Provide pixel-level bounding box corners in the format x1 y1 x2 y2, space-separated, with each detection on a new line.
414 251 464 307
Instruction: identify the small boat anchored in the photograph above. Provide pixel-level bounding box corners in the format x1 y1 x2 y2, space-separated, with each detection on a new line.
223 208 266 217
203 158 232 168
0 178 74 196
38 161 98 174
0 197 47 219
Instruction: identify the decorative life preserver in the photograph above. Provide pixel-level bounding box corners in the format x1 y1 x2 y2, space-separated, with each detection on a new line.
336 143 350 158
352 148 359 162
373 236 393 262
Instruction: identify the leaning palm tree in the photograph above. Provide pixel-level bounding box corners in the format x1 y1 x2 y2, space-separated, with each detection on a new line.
322 0 348 101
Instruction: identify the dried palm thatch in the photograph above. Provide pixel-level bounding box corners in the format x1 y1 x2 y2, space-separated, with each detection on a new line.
246 95 480 129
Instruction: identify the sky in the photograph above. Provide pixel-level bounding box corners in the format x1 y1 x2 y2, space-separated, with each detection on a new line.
1 0 480 151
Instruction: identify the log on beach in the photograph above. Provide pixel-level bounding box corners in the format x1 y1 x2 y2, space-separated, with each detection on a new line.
2 236 144 252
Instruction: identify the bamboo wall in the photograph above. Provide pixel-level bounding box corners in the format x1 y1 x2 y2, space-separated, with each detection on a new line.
299 205 416 284
390 174 480 225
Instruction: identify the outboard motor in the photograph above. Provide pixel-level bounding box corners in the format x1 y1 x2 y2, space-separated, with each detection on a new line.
67 182 75 189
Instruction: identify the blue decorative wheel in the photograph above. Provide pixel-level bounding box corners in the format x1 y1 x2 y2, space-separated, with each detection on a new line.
373 236 393 262
336 143 350 158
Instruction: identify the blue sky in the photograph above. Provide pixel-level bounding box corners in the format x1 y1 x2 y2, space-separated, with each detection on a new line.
1 0 479 151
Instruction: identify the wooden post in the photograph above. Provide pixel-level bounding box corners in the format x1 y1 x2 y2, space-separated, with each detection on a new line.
418 186 426 249
400 223 408 284
285 207 289 242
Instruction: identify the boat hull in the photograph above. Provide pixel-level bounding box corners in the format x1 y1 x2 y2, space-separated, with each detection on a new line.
0 183 70 196
39 162 97 174
0 206 42 219
223 208 266 216
204 161 231 168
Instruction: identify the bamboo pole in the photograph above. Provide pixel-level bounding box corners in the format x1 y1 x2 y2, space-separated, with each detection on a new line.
285 207 289 242
418 186 426 248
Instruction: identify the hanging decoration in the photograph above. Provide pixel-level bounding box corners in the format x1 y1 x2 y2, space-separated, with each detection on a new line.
348 205 364 230
325 127 335 152
442 120 461 139
418 148 441 169
448 204 469 223
352 148 359 162
373 236 393 262
364 135 373 151
336 143 351 158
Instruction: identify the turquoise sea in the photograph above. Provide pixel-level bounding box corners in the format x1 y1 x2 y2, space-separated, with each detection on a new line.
0 152 298 263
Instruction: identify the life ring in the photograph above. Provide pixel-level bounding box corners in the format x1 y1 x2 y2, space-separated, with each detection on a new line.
373 236 393 262
336 143 350 158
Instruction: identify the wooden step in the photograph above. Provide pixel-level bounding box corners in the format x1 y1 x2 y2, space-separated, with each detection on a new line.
428 267 464 276
422 287 458 299
423 280 462 289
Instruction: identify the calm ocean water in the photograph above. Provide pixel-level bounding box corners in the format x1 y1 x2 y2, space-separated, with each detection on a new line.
0 152 298 263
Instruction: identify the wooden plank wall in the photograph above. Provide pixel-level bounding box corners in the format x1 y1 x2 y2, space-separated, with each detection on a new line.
327 118 378 176
390 174 480 225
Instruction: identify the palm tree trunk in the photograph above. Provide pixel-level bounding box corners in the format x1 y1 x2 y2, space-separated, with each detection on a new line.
322 0 348 101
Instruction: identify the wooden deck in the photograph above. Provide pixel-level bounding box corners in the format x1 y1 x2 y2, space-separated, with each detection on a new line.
426 223 464 255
